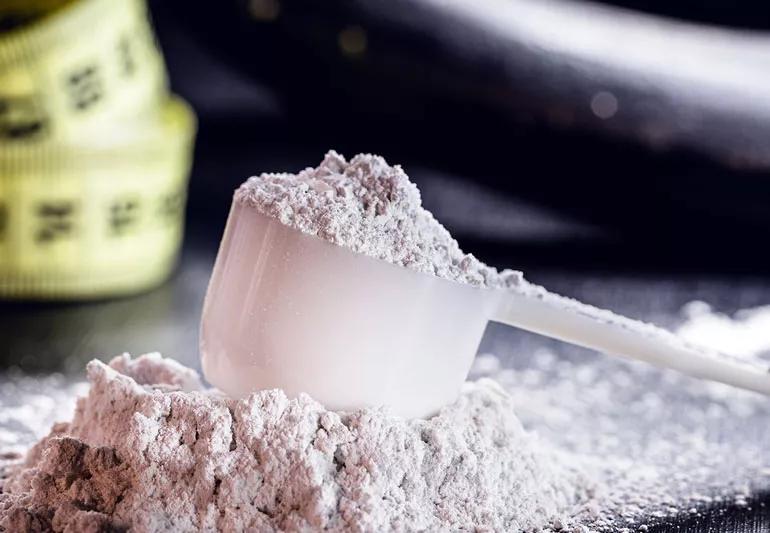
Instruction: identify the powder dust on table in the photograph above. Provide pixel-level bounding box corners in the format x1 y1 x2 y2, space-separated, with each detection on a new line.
472 301 770 531
0 354 595 532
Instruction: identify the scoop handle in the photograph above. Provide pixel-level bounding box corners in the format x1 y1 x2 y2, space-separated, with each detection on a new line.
490 286 770 395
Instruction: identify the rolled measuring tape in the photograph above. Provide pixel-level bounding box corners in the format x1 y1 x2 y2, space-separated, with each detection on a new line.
0 98 195 299
0 0 168 141
0 0 197 299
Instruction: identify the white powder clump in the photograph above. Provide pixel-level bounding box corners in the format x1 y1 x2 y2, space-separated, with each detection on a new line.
677 301 770 360
235 150 523 288
0 353 593 532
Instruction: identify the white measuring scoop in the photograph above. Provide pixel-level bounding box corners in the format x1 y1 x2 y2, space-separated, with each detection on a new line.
200 200 770 418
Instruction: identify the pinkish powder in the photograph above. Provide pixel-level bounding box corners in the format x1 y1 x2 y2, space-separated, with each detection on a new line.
0 354 594 532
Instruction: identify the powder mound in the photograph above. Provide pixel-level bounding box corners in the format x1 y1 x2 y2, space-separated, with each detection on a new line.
0 354 590 532
235 151 523 288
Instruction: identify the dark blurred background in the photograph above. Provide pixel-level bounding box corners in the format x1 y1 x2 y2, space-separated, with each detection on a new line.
152 0 770 275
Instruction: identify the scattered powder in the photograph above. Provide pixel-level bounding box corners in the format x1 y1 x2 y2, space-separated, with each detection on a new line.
677 301 770 360
0 354 593 532
0 375 87 459
235 150 523 288
471 299 770 531
469 350 769 531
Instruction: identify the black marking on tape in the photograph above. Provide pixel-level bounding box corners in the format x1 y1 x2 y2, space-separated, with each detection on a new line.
35 201 77 243
117 34 137 77
0 94 48 140
157 191 184 221
109 197 140 235
66 63 104 111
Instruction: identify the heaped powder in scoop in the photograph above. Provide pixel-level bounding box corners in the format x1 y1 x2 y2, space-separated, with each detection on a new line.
235 150 523 288
0 354 594 532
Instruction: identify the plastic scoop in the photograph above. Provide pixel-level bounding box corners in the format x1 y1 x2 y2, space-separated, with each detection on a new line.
200 200 770 418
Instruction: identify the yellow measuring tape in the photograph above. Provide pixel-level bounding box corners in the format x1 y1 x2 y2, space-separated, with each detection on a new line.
0 0 196 299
